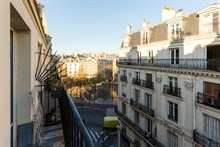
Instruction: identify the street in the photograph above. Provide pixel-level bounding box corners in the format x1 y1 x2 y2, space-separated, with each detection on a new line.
77 106 118 147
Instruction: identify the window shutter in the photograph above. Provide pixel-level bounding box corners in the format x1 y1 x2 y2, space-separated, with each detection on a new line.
204 82 220 98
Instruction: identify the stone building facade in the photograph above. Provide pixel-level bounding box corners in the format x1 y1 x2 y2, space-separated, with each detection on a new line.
117 4 220 147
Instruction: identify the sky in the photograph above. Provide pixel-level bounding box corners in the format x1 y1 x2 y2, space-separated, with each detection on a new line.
39 0 217 54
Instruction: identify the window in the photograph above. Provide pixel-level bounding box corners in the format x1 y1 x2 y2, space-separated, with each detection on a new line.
204 82 220 98
134 111 140 125
135 72 140 80
170 48 179 65
169 77 178 89
146 73 152 82
122 85 127 97
145 118 152 133
202 13 220 34
168 101 178 123
122 70 126 76
122 103 126 114
134 89 140 102
144 93 152 109
147 50 153 63
168 131 178 147
143 32 148 44
169 23 182 39
203 114 220 142
213 13 219 32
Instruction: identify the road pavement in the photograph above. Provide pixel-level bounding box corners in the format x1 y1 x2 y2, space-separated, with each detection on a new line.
77 106 118 147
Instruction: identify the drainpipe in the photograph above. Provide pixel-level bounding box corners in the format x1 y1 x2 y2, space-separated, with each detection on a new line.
192 75 197 139
154 70 157 138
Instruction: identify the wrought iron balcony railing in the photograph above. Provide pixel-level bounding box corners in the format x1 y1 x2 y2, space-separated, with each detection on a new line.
58 90 94 147
163 85 181 98
130 99 155 117
116 110 164 147
196 92 220 110
122 93 127 97
117 59 220 72
120 75 127 82
194 130 220 146
142 80 154 90
132 78 142 86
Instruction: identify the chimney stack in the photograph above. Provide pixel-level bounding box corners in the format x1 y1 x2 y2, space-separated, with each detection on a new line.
142 19 151 28
127 24 131 34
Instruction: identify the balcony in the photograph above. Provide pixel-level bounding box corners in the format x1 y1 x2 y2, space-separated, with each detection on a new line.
130 99 155 117
163 85 181 98
116 110 164 147
194 130 220 146
142 80 154 90
120 75 127 82
196 92 220 110
132 78 142 86
117 59 220 72
122 93 127 97
58 90 94 147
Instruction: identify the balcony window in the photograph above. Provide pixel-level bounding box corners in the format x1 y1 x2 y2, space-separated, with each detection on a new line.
144 93 152 109
134 89 140 102
145 118 152 134
147 50 153 63
122 103 126 114
169 77 178 91
135 72 140 80
134 111 140 125
167 131 178 147
168 101 178 123
170 48 179 65
142 32 148 44
169 23 182 39
203 114 220 142
122 70 126 76
204 82 220 98
122 85 127 97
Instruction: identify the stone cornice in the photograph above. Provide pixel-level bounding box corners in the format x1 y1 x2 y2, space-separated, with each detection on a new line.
117 64 220 79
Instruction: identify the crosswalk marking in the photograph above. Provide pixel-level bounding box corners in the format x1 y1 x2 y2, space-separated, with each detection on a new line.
88 130 102 142
95 131 100 138
90 131 98 142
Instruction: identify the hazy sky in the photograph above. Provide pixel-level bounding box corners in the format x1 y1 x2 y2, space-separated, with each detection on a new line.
39 0 216 54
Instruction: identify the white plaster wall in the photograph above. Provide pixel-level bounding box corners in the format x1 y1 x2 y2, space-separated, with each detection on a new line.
0 1 50 146
0 1 11 146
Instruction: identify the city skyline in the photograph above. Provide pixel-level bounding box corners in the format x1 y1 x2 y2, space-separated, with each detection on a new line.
40 0 216 54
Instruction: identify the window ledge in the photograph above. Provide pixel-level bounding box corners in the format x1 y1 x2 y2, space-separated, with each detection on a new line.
163 93 183 102
195 102 220 114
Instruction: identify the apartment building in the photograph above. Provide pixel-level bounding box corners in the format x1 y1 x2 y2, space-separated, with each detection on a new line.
61 59 80 77
117 4 220 147
0 1 52 146
81 57 98 78
98 59 113 79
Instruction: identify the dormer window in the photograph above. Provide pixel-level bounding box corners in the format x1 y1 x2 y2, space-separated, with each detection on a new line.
142 32 148 44
202 13 219 34
169 23 182 39
197 4 220 34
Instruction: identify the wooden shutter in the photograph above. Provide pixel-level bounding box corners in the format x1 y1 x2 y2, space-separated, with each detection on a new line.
204 82 220 98
146 73 152 82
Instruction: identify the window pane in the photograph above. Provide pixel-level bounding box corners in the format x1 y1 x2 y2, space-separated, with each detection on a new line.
176 49 179 64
